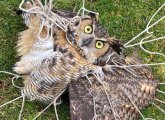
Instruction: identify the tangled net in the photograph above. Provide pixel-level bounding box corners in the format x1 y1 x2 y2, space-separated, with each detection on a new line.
0 0 165 120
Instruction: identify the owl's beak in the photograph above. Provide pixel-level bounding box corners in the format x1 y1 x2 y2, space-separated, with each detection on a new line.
81 38 93 47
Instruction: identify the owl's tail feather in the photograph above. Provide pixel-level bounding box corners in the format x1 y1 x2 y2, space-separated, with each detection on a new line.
119 87 155 120
120 88 146 120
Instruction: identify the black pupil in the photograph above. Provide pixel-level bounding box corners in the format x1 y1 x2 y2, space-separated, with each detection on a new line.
98 42 101 46
87 28 90 31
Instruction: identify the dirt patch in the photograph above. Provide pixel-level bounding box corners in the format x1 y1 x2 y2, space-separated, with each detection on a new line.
0 81 9 90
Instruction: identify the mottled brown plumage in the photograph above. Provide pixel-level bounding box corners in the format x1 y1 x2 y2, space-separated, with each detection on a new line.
69 55 158 120
14 1 123 104
13 1 160 120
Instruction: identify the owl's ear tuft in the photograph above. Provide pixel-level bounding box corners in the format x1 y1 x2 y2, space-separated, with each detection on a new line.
109 38 124 55
89 12 99 21
70 16 81 28
66 17 81 46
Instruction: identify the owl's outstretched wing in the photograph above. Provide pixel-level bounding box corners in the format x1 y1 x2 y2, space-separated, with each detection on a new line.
69 56 158 120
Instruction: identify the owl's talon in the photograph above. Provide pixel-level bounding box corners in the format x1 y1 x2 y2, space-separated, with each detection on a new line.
125 104 131 109
130 107 135 112
140 84 155 95
141 85 146 92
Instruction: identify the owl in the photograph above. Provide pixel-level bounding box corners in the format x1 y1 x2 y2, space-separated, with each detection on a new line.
14 1 123 104
62 12 159 120
2 1 162 120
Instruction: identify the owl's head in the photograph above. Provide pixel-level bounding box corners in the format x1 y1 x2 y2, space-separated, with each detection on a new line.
66 13 124 66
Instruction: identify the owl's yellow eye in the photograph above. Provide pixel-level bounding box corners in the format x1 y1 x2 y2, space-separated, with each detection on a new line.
84 25 93 34
95 40 104 49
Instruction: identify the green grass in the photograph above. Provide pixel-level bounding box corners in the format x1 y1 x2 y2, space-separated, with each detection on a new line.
0 0 165 120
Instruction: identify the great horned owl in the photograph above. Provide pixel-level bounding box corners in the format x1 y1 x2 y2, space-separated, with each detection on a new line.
11 1 161 120
14 1 123 103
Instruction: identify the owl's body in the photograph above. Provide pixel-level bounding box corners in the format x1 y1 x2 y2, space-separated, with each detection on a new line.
15 4 109 102
22 30 95 102
70 56 158 120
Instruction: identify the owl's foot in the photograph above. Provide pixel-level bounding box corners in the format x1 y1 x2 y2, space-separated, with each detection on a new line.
140 84 156 95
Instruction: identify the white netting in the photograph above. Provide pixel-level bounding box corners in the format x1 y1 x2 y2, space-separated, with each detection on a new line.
0 0 165 120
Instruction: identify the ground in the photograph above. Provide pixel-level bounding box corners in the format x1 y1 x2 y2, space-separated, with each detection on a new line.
0 0 165 120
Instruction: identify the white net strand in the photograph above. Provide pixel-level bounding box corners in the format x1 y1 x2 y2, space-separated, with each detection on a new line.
19 0 71 42
0 71 25 118
158 83 165 85
32 88 66 120
0 71 21 77
130 34 153 49
155 98 165 104
124 2 165 47
102 84 120 120
19 0 41 14
124 15 165 47
119 2 165 69
146 2 165 34
92 97 97 120
125 36 165 48
152 102 165 114
0 96 23 108
34 0 44 10
36 18 50 41
112 59 137 76
106 52 115 64
0 71 23 89
120 87 153 120
55 97 62 106
92 74 120 120
157 89 165 95
85 74 93 85
77 0 99 17
12 76 24 89
110 62 165 68
53 102 59 120
32 100 54 120
18 94 26 120
92 97 101 120
139 35 165 58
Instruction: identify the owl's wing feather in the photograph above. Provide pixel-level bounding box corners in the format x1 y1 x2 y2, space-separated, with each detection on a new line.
69 56 158 120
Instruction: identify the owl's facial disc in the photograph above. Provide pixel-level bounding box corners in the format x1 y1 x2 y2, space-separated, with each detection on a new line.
66 14 124 66
79 37 113 66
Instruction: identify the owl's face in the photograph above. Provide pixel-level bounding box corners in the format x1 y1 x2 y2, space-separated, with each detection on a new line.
66 14 123 66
